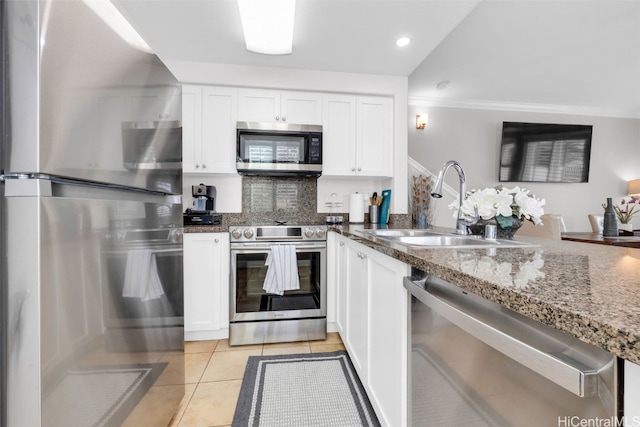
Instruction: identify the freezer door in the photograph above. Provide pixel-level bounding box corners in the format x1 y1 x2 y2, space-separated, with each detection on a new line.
5 181 184 427
5 0 181 191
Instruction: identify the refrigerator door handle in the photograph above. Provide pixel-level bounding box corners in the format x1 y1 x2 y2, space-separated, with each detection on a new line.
2 173 181 203
404 276 602 398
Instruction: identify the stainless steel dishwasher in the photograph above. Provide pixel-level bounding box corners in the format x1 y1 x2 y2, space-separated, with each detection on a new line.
404 272 622 426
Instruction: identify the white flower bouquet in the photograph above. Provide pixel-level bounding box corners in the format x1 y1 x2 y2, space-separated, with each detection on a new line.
450 185 546 230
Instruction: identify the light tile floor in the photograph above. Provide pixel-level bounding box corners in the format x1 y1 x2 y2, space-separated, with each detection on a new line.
169 333 345 427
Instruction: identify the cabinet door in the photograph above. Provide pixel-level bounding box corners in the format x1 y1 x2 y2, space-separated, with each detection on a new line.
281 91 322 125
335 235 349 335
345 242 369 380
201 87 237 173
626 361 640 418
181 86 203 173
238 89 281 123
328 232 348 335
184 233 229 334
367 247 409 427
322 95 357 176
356 96 392 177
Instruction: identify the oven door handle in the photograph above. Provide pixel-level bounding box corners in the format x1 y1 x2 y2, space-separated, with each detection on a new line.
230 243 326 251
403 276 603 398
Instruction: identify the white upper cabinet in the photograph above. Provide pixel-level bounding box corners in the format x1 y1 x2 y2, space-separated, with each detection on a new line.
322 95 393 177
321 95 357 176
238 89 322 125
201 86 238 173
182 85 237 174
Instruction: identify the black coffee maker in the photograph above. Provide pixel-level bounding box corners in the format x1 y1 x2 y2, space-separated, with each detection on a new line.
192 183 216 212
184 184 222 225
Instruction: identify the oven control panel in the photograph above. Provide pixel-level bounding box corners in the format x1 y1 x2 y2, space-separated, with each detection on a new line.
230 225 328 242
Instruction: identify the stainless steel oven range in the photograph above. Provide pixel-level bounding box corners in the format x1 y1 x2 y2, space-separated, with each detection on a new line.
229 224 327 346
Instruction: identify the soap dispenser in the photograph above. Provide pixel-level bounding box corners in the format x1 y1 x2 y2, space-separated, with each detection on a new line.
603 197 619 237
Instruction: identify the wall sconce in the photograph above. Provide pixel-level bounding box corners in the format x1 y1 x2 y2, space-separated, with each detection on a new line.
416 114 428 130
628 179 640 196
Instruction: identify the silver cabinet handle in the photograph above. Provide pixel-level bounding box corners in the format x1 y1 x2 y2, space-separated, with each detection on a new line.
339 242 344 246
403 276 606 398
195 164 200 168
357 167 362 171
202 164 207 169
214 238 219 243
282 116 286 122
275 116 280 121
351 167 356 172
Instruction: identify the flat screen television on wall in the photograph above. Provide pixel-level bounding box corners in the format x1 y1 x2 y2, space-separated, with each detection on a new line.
499 122 592 183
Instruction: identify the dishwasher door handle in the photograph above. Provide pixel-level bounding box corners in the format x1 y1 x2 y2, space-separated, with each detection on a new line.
404 276 600 398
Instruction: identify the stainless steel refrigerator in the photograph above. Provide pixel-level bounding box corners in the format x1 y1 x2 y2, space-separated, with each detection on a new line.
1 1 185 426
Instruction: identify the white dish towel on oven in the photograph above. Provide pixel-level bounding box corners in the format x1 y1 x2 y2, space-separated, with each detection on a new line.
263 244 300 296
123 248 165 301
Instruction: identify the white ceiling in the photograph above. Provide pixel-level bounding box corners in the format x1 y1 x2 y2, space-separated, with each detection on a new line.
115 0 640 118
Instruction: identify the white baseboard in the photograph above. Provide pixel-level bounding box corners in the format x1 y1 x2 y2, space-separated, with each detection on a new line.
327 322 339 334
184 328 229 342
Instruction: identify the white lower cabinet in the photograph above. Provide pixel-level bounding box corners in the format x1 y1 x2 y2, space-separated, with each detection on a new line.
184 232 230 340
626 361 640 418
330 232 410 427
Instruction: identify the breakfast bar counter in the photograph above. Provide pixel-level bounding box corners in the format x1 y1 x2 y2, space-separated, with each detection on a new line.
562 232 640 248
330 224 640 364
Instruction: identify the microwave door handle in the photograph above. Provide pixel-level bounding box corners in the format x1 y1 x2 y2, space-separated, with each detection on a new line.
403 277 601 398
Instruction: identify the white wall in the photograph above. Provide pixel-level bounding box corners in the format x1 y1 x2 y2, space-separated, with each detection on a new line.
169 61 408 214
408 105 640 232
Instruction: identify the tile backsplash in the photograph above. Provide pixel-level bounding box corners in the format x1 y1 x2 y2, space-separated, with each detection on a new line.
183 174 410 227
239 176 325 225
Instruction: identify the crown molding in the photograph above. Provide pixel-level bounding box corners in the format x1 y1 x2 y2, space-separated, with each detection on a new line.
408 96 640 119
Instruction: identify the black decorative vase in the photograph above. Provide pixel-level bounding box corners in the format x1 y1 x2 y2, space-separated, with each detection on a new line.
603 197 619 237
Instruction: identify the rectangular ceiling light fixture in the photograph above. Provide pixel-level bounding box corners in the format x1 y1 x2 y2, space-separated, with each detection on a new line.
237 0 296 55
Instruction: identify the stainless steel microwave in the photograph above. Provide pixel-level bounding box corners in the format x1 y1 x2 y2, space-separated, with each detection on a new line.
236 121 322 176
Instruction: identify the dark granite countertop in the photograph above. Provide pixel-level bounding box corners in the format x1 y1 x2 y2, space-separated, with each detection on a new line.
184 225 228 233
331 224 640 365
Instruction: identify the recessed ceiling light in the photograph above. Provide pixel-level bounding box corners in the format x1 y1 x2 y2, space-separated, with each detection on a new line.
237 0 296 55
396 37 411 47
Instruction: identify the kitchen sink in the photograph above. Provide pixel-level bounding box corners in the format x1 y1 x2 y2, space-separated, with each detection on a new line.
364 229 439 238
362 229 536 249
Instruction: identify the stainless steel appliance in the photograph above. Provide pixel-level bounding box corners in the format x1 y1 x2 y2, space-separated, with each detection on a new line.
404 272 622 426
236 121 323 176
192 183 216 211
229 224 328 345
1 1 184 426
184 183 222 225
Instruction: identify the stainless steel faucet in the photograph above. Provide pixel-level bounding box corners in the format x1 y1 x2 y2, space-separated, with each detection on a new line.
431 160 477 234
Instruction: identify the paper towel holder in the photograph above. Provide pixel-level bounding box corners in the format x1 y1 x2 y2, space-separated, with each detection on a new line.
349 192 365 223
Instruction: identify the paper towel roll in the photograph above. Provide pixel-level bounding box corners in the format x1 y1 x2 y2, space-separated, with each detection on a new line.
349 193 365 223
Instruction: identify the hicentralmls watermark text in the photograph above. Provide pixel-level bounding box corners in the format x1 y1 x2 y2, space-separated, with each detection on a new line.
558 416 640 427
